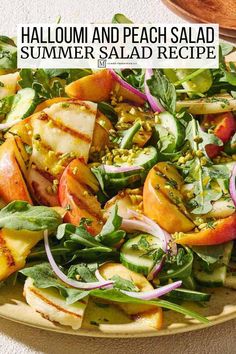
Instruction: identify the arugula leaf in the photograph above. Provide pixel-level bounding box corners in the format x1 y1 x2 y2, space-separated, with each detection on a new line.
183 118 223 214
0 201 62 231
91 288 209 324
159 247 194 281
147 69 176 114
57 223 102 247
67 264 98 282
20 263 89 305
0 36 17 69
111 275 138 291
95 205 126 246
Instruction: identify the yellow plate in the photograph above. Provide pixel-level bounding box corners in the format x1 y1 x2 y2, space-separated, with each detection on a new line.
0 282 236 337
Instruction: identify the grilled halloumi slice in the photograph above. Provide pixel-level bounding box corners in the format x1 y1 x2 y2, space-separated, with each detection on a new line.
0 228 43 281
0 72 19 99
31 100 97 172
99 263 163 330
27 100 97 205
24 278 88 330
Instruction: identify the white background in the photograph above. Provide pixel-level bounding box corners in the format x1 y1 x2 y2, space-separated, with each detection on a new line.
0 0 235 353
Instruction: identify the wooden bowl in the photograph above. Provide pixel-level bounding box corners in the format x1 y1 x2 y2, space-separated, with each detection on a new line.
163 0 236 38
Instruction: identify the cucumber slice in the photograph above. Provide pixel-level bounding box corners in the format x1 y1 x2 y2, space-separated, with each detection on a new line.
193 242 233 287
154 111 185 152
105 146 158 179
165 287 211 302
6 88 37 122
112 13 133 24
120 234 162 275
108 173 141 190
193 265 227 287
175 69 213 95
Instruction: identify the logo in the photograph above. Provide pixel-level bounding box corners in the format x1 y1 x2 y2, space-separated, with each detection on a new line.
98 59 107 68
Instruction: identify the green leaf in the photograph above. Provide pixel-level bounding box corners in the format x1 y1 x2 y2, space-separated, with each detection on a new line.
91 288 209 324
56 223 102 248
184 118 223 214
111 275 138 291
95 205 126 246
20 263 89 305
112 13 133 24
159 247 194 280
19 69 65 99
0 36 17 69
191 244 226 265
120 121 141 149
67 264 98 282
220 42 234 57
147 69 176 114
0 201 62 231
97 102 118 123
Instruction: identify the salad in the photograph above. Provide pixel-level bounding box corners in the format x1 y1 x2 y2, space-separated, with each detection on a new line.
0 15 236 333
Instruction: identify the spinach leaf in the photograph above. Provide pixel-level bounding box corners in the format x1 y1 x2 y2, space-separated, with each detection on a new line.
95 205 126 246
0 201 62 231
147 69 176 114
20 263 89 304
0 36 17 69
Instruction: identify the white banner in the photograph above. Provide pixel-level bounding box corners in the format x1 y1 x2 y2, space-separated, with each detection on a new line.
17 24 219 69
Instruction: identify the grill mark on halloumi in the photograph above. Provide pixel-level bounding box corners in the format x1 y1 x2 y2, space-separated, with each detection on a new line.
66 99 97 115
38 112 92 143
29 287 82 318
70 192 103 221
0 233 15 267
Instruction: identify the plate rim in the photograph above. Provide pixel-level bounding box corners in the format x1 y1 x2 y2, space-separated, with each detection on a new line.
162 0 236 32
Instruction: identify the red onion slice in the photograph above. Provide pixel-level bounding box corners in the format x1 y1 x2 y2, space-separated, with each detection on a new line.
144 69 164 113
0 119 22 131
109 69 147 101
230 163 236 207
147 259 164 281
127 209 177 255
104 165 143 174
44 231 114 290
123 210 168 252
121 280 182 300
